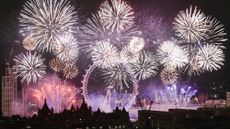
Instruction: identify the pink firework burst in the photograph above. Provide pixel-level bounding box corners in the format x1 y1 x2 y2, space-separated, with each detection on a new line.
25 75 81 113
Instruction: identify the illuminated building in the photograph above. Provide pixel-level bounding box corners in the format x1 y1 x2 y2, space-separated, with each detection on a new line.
1 64 18 116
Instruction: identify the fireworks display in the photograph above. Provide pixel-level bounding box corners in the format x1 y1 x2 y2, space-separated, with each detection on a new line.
63 64 79 79
157 84 197 106
19 0 77 52
22 36 37 51
80 0 140 53
160 66 179 85
120 46 139 64
13 52 46 84
98 0 135 33
80 14 109 53
4 0 229 117
49 58 63 73
157 41 189 68
25 75 81 113
102 64 131 90
197 44 224 72
91 40 118 68
173 6 208 43
81 64 138 112
131 51 158 80
128 37 145 53
186 55 204 75
205 16 228 47
54 35 79 62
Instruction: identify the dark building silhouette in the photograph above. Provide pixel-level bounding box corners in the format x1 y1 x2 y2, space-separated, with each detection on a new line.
37 99 53 118
2 98 230 129
0 99 133 129
138 108 230 129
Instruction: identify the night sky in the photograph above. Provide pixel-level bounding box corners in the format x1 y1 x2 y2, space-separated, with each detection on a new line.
0 0 230 88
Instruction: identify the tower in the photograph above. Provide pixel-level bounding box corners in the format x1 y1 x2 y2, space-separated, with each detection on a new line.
1 64 18 117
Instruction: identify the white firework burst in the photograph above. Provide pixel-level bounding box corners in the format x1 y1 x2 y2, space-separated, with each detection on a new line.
98 0 135 33
205 16 228 47
173 6 208 43
80 14 140 53
13 52 46 84
19 0 77 52
91 41 119 69
54 35 79 62
128 36 145 53
131 51 158 80
160 66 179 85
197 44 224 72
102 64 131 90
63 64 79 79
80 14 108 48
156 41 189 68
120 45 139 64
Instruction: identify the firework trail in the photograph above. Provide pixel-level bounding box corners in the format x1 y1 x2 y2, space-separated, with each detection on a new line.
161 84 197 106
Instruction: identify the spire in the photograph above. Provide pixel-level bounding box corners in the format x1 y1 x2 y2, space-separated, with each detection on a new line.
80 99 88 110
96 108 101 113
42 98 49 110
122 107 126 112
70 104 75 112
